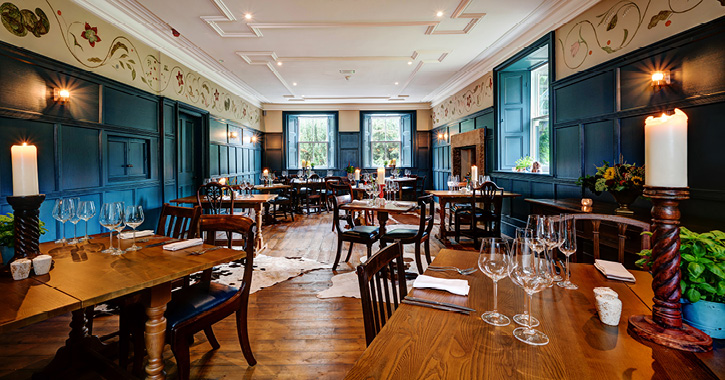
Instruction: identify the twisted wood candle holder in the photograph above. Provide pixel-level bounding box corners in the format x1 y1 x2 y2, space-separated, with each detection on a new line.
6 195 45 261
627 187 712 352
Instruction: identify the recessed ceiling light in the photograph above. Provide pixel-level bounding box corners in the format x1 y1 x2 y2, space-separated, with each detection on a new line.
436 11 444 17
244 13 252 20
277 61 282 66
408 61 413 65
293 82 297 86
394 82 399 85
301 95 305 98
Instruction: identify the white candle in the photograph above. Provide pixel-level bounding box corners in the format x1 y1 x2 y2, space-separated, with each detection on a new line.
471 165 478 182
354 169 360 181
644 108 688 187
300 159 306 168
263 169 269 178
11 143 39 196
377 167 385 185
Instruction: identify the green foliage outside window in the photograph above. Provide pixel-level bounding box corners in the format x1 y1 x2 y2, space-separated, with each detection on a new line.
371 116 402 166
298 116 329 168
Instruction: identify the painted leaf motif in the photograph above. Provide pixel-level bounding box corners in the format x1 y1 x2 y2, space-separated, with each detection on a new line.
87 57 102 63
621 29 629 46
601 46 615 54
71 33 83 51
648 10 672 29
606 14 618 31
119 54 128 59
127 59 135 64
110 41 128 56
131 69 136 80
118 61 124 69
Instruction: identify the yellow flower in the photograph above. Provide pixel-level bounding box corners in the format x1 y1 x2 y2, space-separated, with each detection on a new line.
632 176 643 185
603 167 616 180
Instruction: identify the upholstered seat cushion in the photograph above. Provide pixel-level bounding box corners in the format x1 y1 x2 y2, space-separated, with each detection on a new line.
401 186 414 191
382 228 418 240
342 225 379 240
269 196 290 203
457 209 494 219
166 282 239 329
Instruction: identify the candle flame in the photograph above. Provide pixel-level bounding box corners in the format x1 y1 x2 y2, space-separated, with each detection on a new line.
22 142 27 146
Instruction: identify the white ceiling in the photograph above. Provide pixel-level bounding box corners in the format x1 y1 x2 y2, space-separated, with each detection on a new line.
78 0 600 107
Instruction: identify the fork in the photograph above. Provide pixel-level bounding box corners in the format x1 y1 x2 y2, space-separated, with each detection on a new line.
427 266 477 275
189 246 223 255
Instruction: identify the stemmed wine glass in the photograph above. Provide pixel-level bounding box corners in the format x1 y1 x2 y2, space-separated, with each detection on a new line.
99 202 122 254
113 203 126 254
527 215 558 284
543 216 563 282
77 201 96 242
557 214 578 290
508 237 554 345
510 228 540 327
67 197 81 244
124 205 144 251
478 238 511 326
52 199 74 244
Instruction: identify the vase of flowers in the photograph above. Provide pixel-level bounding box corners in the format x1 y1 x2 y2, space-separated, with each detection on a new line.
577 161 645 214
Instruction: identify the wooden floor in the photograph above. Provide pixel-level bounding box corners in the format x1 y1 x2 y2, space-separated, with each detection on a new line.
0 209 475 379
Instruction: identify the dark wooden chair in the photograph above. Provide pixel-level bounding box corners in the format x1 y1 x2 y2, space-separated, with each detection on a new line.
331 195 380 270
454 181 504 248
197 182 234 214
302 179 325 214
166 214 257 379
356 242 407 346
155 203 202 239
380 195 435 274
569 213 651 264
268 178 293 221
328 182 354 231
415 175 427 198
397 177 417 201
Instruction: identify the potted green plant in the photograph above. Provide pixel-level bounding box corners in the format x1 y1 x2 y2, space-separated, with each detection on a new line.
0 213 48 264
577 160 645 214
636 227 725 339
513 156 534 172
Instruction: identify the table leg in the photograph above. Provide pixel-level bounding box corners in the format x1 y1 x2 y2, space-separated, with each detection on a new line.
145 282 172 380
437 198 448 240
255 204 266 252
32 308 89 379
378 211 389 248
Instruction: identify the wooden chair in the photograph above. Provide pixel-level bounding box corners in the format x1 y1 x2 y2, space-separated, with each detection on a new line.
268 178 293 221
415 175 427 198
379 195 435 274
569 213 651 264
302 179 325 214
356 243 407 346
197 182 234 214
454 182 504 248
155 203 202 239
397 177 418 201
331 195 380 270
328 182 354 231
166 214 257 379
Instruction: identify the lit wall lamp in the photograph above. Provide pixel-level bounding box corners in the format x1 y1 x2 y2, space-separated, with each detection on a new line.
53 88 70 102
228 131 238 139
651 70 671 89
437 132 448 140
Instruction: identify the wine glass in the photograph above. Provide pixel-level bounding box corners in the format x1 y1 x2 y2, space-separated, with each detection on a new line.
66 197 81 244
478 238 511 326
52 199 73 244
77 201 96 242
508 237 554 345
392 181 400 201
542 216 563 282
99 202 122 254
510 229 540 327
124 205 145 251
405 169 411 177
557 214 578 290
113 203 126 254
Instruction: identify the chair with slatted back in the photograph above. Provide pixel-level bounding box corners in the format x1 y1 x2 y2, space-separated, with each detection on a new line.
356 243 407 346
331 195 380 270
156 203 202 239
454 181 504 248
569 213 651 264
197 182 234 214
379 195 435 274
328 182 354 231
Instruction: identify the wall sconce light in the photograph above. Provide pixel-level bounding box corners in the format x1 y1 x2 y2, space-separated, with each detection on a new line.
251 135 258 143
437 132 444 140
444 132 448 139
53 88 70 102
228 131 238 139
651 70 671 89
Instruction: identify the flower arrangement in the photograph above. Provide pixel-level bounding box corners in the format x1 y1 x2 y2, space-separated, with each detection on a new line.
345 163 355 174
577 161 645 195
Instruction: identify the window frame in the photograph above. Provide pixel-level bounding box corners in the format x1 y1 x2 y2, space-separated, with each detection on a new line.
369 115 403 167
283 111 339 170
360 110 416 169
297 115 332 168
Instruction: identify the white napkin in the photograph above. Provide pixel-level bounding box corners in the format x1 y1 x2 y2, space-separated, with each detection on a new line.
351 200 369 206
594 259 636 282
118 230 155 240
413 275 470 296
163 238 203 251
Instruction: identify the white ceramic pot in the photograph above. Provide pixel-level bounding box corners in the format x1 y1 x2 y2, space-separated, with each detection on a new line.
32 255 52 275
10 258 32 281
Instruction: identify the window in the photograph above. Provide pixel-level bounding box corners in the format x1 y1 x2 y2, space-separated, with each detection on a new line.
362 112 414 168
495 34 551 174
285 112 337 169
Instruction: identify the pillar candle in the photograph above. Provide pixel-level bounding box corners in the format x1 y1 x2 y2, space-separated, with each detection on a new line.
471 165 478 182
11 143 39 196
377 167 385 185
301 159 306 168
263 169 269 177
644 108 688 187
354 169 360 181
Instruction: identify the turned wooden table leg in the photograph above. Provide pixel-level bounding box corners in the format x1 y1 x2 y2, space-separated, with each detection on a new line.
255 204 266 252
437 199 448 240
32 308 89 379
377 212 389 248
145 282 172 380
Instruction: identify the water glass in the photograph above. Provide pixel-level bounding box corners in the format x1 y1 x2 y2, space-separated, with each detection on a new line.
478 238 511 326
124 205 145 251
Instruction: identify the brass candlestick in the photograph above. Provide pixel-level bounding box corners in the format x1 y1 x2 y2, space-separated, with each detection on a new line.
627 187 712 352
6 194 46 261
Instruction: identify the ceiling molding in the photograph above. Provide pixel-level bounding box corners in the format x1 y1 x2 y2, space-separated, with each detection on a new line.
262 102 432 111
74 0 267 107
426 0 600 107
425 0 485 35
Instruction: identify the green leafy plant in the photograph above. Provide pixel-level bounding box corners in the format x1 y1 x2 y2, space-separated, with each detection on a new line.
345 163 355 174
0 213 48 248
514 156 535 171
576 160 645 195
636 227 725 304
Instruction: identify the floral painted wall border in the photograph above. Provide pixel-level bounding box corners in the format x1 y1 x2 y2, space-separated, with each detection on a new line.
431 72 493 127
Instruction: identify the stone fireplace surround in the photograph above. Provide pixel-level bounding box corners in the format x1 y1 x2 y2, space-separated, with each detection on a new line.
450 129 486 178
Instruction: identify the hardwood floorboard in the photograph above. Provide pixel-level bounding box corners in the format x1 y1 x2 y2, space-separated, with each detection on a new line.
0 207 473 379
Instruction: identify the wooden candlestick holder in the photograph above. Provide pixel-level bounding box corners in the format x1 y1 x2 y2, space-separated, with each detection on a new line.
6 194 45 261
627 187 712 352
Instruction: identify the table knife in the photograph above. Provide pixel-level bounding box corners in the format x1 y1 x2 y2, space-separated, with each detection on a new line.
405 296 475 312
145 238 181 248
402 299 470 315
189 246 223 255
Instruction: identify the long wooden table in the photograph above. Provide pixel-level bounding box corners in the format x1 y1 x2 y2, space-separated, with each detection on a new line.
426 190 521 240
1 235 246 379
345 249 722 379
170 194 276 251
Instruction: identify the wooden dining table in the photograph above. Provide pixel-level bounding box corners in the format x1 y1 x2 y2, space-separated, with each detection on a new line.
170 194 276 251
0 235 247 380
345 248 723 379
426 190 521 241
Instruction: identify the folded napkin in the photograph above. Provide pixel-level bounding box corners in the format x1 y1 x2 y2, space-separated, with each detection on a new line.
163 238 203 251
351 200 369 206
118 230 155 240
413 275 470 296
594 259 636 282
